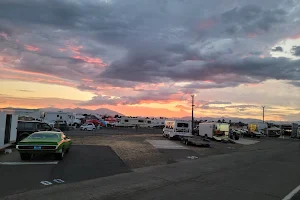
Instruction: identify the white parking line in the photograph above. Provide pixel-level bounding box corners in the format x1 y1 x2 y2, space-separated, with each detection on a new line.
282 185 300 200
0 162 58 165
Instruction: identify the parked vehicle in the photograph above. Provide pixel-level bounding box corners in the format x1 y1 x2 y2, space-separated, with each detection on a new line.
243 130 262 138
80 123 96 131
163 120 192 139
16 131 71 160
198 123 230 139
17 120 60 142
0 112 18 149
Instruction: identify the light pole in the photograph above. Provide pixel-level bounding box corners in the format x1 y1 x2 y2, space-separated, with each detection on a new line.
191 94 195 134
262 106 265 123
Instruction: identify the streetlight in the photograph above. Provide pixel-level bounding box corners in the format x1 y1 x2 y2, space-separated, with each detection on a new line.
262 106 265 123
191 94 195 134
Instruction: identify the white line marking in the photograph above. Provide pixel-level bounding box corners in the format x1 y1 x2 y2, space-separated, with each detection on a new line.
53 179 65 183
40 181 52 186
0 162 58 165
282 185 300 200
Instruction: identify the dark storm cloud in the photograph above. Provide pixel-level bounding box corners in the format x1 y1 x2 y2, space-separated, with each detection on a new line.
221 5 286 33
291 46 300 56
0 0 300 91
288 81 300 87
272 46 283 52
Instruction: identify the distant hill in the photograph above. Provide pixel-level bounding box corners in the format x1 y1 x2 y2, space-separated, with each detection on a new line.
41 107 124 116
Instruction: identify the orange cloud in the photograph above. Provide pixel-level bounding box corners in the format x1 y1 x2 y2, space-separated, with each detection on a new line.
0 67 58 79
0 74 76 88
290 34 300 39
73 55 107 66
81 78 93 82
24 45 40 52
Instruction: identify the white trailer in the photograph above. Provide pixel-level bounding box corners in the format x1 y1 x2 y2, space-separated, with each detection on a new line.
198 123 229 139
163 120 192 139
0 112 18 149
43 111 74 125
116 117 151 127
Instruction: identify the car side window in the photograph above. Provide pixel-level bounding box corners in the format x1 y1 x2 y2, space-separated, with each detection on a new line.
24 123 34 130
17 122 25 130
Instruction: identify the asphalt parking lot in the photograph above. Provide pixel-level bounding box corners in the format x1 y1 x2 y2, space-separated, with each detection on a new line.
1 128 289 199
0 145 130 198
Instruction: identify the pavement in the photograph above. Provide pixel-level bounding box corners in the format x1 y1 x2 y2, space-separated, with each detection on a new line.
0 145 130 198
2 138 300 200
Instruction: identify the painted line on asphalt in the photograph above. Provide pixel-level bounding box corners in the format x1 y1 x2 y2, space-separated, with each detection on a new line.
0 162 58 165
282 184 300 200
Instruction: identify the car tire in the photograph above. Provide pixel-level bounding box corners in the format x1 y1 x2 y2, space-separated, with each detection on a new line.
84 128 87 131
20 153 31 160
55 151 64 160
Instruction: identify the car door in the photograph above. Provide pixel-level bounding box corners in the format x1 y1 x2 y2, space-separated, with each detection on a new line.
88 123 93 130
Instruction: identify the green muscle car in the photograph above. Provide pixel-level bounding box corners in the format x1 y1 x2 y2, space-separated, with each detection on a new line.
16 131 72 160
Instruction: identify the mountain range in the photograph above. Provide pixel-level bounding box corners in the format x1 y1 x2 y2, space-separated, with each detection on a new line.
4 107 293 123
40 107 124 116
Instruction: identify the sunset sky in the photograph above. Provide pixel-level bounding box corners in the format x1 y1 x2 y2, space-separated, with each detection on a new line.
1 0 300 121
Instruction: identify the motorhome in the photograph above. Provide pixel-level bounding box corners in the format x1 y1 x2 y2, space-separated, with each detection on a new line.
116 117 151 127
163 120 192 139
198 123 230 140
0 112 18 149
43 111 74 126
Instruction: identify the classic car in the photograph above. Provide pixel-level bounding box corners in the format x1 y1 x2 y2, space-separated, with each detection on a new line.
16 131 71 160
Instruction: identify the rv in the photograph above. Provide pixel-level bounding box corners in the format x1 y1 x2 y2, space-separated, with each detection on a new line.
198 123 229 139
163 120 192 139
116 117 152 127
0 112 18 149
43 111 74 126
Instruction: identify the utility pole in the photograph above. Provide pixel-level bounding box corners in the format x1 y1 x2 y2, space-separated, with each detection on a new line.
191 94 195 134
262 106 265 123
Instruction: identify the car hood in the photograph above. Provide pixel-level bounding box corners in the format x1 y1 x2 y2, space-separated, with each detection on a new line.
18 138 60 145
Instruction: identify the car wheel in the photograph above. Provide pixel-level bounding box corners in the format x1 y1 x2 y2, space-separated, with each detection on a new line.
84 128 87 131
55 151 64 160
20 153 31 160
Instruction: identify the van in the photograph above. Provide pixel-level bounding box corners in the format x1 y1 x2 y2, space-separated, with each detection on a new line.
163 120 192 139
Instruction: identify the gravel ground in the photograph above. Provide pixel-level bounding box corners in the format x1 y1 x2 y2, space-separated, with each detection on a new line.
72 134 173 169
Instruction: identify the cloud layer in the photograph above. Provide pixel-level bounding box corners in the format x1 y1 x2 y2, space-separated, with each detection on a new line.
1 0 300 120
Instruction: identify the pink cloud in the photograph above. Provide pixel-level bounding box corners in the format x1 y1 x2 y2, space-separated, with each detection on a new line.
73 55 107 66
0 32 9 40
24 45 40 52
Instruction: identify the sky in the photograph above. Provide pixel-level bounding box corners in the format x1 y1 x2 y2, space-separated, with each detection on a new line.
0 0 300 121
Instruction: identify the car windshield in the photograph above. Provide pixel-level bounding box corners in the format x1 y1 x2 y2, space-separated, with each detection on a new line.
29 133 60 139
